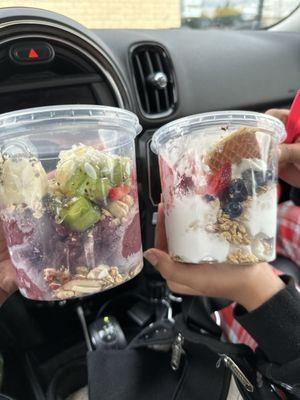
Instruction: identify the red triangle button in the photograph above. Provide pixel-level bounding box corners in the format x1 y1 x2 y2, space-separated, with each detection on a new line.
28 48 39 59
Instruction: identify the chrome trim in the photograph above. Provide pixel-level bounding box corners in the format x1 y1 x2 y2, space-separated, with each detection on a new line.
0 19 129 108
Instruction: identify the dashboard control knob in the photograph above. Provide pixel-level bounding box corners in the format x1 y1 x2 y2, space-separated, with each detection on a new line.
148 72 168 89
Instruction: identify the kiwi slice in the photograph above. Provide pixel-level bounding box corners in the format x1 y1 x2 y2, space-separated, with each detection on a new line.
77 177 111 203
111 157 131 185
60 197 101 232
60 168 87 196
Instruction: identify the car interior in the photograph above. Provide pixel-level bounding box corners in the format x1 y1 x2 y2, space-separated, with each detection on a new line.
0 4 299 399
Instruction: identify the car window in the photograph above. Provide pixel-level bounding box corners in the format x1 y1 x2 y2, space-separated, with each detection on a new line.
0 0 299 29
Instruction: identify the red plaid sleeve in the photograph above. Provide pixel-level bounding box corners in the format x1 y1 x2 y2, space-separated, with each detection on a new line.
218 302 258 349
277 201 300 265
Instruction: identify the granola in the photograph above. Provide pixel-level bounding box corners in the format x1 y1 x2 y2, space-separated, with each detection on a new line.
227 250 259 264
207 211 251 245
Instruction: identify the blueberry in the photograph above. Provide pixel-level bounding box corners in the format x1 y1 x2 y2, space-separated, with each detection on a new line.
265 169 275 182
227 179 248 202
203 194 215 202
222 201 243 219
241 169 255 195
254 170 265 187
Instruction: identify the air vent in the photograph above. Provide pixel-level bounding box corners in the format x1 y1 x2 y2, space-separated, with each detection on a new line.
131 43 177 118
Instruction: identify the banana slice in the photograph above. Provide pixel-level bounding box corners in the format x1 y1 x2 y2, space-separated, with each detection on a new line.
0 157 48 209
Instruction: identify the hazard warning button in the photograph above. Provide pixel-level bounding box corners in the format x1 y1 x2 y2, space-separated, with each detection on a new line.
9 42 55 64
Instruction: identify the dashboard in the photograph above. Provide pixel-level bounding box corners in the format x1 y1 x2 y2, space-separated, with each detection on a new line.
0 6 299 400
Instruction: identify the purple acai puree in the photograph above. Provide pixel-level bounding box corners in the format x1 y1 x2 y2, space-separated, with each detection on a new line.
3 200 142 300
2 207 34 246
122 211 142 258
104 208 142 269
17 268 51 301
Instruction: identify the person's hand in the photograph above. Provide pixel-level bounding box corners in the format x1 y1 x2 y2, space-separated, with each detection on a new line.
144 204 285 312
266 108 300 187
0 222 17 305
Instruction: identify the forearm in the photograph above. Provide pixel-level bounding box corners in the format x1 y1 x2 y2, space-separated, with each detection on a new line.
234 274 300 364
232 263 285 312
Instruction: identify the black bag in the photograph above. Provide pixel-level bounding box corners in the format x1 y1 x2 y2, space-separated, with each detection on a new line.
87 314 284 400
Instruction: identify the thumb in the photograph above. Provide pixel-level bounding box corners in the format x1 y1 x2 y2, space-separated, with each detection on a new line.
279 142 300 165
3 274 17 294
144 248 193 286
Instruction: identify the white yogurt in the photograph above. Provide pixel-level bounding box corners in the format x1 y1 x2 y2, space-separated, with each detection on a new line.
231 158 267 179
165 195 230 263
245 187 277 238
256 131 273 162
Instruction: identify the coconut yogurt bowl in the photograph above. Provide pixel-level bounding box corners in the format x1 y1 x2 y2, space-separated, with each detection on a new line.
0 105 143 301
151 111 286 265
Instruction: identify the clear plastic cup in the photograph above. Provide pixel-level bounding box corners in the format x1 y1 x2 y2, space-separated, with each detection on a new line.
0 105 143 301
151 111 286 265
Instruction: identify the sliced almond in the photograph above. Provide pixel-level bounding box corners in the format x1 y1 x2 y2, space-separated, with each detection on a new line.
121 194 134 208
75 266 88 276
62 278 103 290
66 285 101 294
107 200 129 219
87 265 109 280
54 289 75 299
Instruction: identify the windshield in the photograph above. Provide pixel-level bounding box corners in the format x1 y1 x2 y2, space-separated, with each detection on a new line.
0 0 299 29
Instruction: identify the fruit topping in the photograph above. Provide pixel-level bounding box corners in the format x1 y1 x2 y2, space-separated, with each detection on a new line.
177 175 195 194
77 176 112 202
111 157 131 185
254 170 265 187
60 168 87 196
0 156 48 209
265 169 275 182
206 163 231 196
60 197 101 232
226 179 248 202
241 169 255 195
203 194 215 202
108 185 131 201
242 167 275 195
222 201 243 218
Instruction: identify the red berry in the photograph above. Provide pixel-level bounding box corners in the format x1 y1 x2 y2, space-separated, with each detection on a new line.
108 185 131 201
206 163 231 196
177 175 195 194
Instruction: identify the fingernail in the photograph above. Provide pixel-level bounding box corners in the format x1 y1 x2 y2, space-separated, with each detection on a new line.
144 250 158 266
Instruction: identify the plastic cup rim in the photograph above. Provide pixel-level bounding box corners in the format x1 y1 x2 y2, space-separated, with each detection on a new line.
151 110 286 154
0 104 142 139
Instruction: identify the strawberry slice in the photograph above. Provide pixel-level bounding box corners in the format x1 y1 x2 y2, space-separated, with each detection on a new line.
206 163 231 196
109 185 131 201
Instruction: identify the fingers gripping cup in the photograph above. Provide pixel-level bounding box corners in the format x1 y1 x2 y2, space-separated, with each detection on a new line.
0 105 143 301
151 111 286 265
